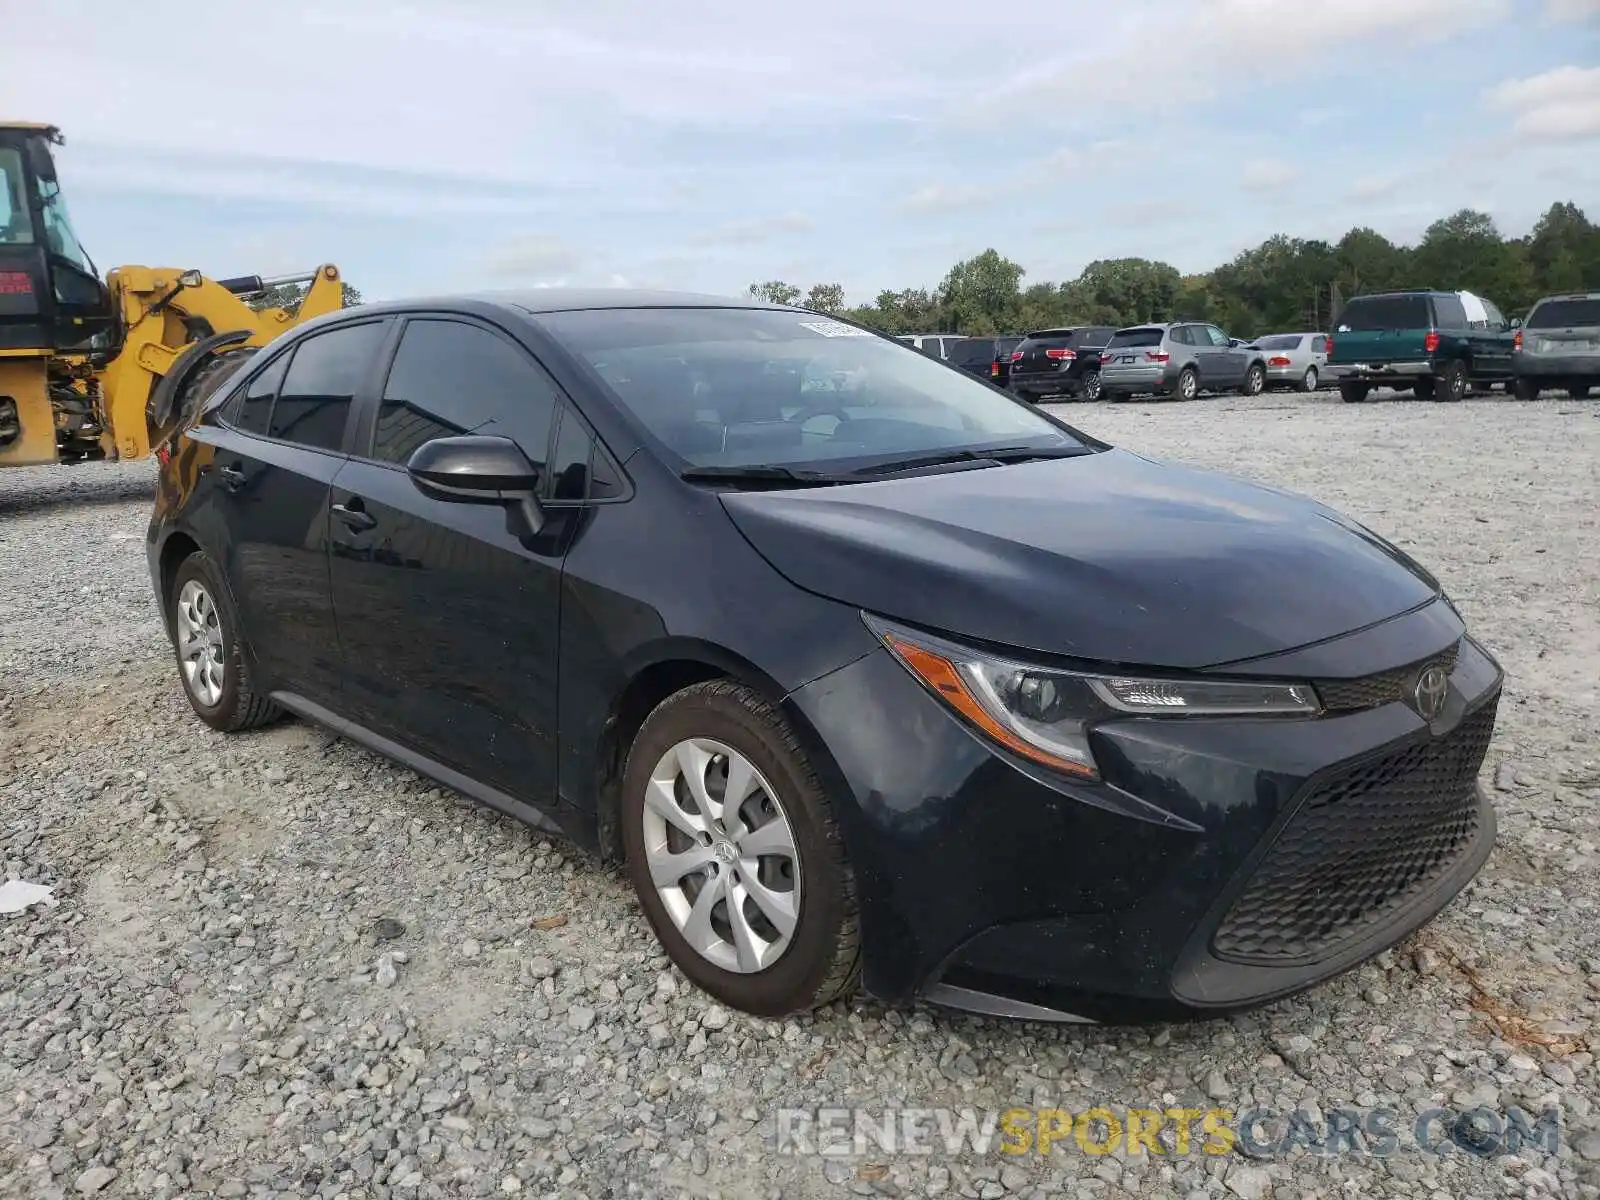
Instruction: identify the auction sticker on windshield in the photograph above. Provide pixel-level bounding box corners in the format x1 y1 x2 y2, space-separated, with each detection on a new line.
798 319 873 337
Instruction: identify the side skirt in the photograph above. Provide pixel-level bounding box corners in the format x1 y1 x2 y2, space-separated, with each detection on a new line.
269 691 567 839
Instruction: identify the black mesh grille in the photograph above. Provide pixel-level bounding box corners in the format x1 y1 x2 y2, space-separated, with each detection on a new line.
1315 642 1460 713
1212 698 1497 965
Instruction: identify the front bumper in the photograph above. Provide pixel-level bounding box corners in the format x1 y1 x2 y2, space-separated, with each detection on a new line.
788 602 1501 1021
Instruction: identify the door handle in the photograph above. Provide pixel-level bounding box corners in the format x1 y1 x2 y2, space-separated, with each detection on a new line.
331 502 377 532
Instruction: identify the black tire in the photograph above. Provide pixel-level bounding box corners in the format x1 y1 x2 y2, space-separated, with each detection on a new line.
1176 367 1199 401
1570 385 1591 399
1512 377 1540 401
620 680 861 1016
168 551 282 732
1437 360 1468 402
1241 362 1266 396
1299 366 1318 393
1412 378 1436 400
1339 380 1370 403
1081 370 1102 401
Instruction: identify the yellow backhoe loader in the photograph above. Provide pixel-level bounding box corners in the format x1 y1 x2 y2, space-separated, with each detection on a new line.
0 122 346 469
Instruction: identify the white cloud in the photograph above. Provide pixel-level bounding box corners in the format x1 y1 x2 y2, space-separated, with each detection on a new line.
1485 66 1600 141
482 237 584 279
897 184 1003 215
689 214 815 246
1545 0 1599 19
1241 158 1301 193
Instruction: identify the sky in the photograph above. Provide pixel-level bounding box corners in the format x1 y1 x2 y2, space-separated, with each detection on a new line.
4 0 1599 305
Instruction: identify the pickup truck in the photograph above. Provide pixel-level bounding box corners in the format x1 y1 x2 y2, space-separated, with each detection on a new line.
1327 290 1516 403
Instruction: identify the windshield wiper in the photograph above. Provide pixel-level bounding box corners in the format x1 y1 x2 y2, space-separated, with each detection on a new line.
849 444 1092 477
679 464 847 488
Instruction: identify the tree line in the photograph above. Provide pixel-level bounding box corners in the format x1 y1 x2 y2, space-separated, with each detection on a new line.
750 202 1600 339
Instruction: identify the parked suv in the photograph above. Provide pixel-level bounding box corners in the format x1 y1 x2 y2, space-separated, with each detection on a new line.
1512 292 1600 400
1326 291 1515 403
1008 327 1116 400
895 333 963 360
946 335 1024 386
1098 322 1268 401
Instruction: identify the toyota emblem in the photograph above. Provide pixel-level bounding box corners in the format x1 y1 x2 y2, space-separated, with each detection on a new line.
1413 665 1449 720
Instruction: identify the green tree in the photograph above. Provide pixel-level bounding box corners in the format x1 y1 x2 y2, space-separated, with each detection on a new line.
747 280 802 306
246 281 364 313
1412 210 1533 314
937 250 1025 334
1524 202 1599 300
803 282 845 313
1064 258 1181 326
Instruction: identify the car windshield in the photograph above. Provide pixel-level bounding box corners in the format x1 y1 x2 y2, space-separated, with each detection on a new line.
1106 327 1163 348
1254 334 1303 350
1527 298 1600 329
535 307 1089 470
1336 295 1429 330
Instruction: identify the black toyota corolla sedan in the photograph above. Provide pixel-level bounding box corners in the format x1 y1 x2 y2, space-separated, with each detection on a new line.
147 291 1501 1022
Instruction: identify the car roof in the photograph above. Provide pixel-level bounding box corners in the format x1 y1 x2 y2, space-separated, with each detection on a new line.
345 288 799 318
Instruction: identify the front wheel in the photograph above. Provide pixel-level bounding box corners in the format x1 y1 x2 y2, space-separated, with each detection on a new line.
1081 370 1103 401
1299 366 1318 392
621 681 861 1016
1242 363 1266 396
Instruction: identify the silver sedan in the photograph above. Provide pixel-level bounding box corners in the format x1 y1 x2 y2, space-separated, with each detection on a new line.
1249 332 1328 392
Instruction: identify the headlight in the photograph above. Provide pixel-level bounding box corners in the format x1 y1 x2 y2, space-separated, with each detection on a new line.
865 615 1321 781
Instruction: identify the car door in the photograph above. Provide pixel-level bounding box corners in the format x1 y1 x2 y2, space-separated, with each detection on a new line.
1202 324 1246 384
326 314 567 805
202 318 390 705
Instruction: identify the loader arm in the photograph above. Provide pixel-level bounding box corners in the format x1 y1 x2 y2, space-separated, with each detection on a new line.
96 263 343 460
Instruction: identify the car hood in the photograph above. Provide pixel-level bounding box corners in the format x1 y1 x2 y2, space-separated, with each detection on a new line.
720 449 1439 670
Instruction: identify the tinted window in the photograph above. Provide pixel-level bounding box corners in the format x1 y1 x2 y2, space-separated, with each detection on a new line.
996 337 1022 357
547 407 593 501
950 338 998 365
1527 298 1600 328
229 353 288 437
1312 335 1328 353
1254 334 1304 350
269 323 385 451
1202 326 1229 347
1086 327 1116 345
1107 327 1164 348
1335 295 1431 331
373 319 560 467
535 307 1085 470
1168 326 1193 345
1432 294 1467 329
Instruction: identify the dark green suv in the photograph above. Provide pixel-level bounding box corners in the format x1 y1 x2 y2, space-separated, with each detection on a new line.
1326 290 1516 403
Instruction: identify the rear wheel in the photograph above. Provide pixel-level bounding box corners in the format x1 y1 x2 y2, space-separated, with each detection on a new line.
168 552 282 732
1437 360 1468 402
1241 363 1266 396
1081 370 1102 401
1571 384 1592 399
1339 380 1371 403
1176 368 1199 401
1299 366 1318 392
621 680 861 1016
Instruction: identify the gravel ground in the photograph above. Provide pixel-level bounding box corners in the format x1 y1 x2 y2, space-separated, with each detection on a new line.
2 391 1598 1200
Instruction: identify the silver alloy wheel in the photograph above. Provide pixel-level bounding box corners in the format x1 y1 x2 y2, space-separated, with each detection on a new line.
176 579 226 707
642 738 802 974
1084 371 1101 401
1304 366 1318 391
1179 370 1197 400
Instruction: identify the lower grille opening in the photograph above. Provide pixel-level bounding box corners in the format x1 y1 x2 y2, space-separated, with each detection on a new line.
1212 698 1497 966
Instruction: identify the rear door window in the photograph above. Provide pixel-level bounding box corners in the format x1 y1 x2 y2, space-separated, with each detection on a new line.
1432 294 1468 330
268 321 387 452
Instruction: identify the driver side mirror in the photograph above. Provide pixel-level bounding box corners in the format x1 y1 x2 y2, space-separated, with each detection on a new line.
407 435 545 536
1508 316 1522 329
